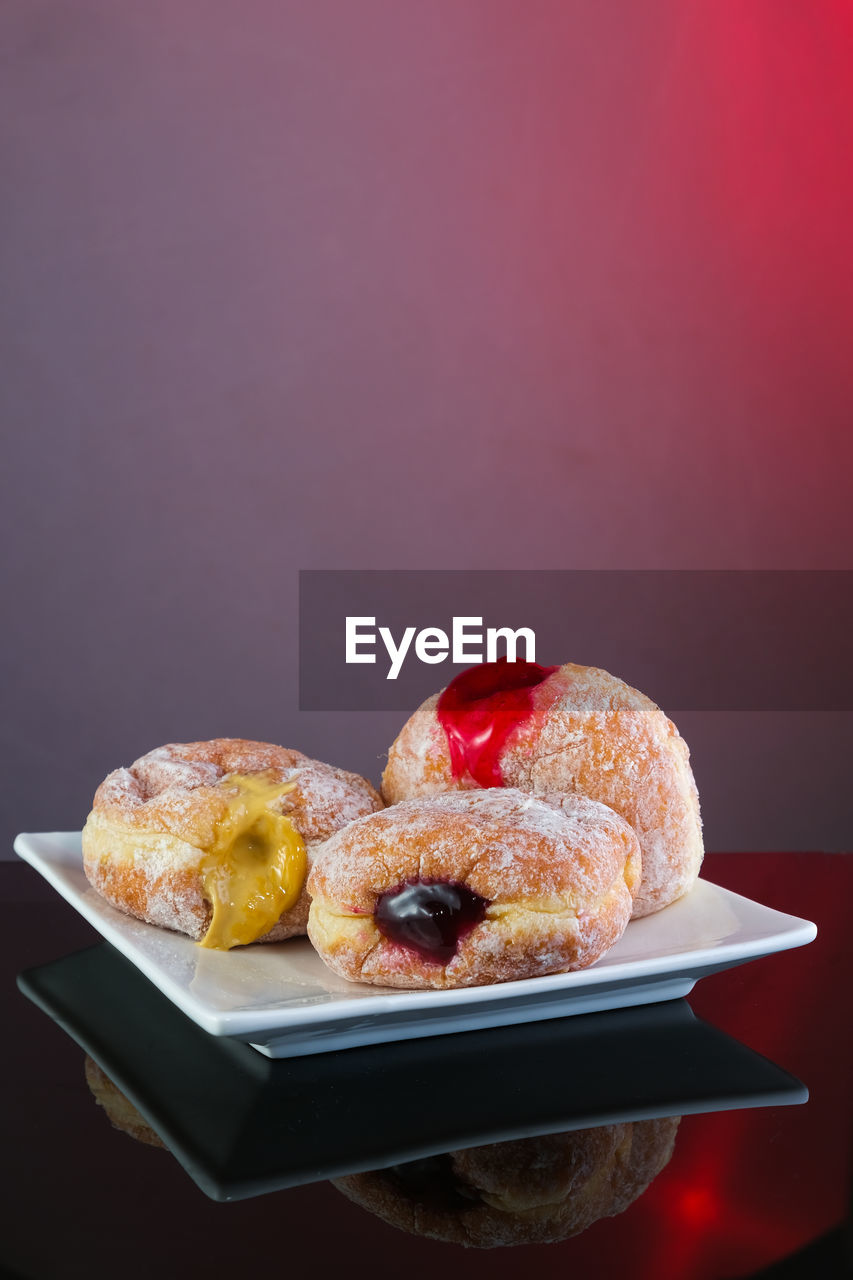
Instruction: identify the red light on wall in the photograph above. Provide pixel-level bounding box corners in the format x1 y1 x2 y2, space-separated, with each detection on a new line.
677 1185 720 1228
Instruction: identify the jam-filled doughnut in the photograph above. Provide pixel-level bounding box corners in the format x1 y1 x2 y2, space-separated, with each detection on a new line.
82 739 383 949
333 1117 680 1248
381 660 703 918
307 788 641 989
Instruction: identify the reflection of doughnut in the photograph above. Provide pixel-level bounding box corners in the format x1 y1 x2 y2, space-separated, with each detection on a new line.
333 1117 680 1247
82 739 383 949
382 660 703 918
307 788 640 989
84 1056 165 1149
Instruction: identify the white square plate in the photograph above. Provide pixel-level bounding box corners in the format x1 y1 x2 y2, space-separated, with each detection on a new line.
15 832 816 1058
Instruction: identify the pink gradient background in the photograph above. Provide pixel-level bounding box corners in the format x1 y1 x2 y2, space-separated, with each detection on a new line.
1 2 851 850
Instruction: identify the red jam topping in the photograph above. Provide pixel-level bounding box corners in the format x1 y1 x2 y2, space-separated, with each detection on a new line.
375 879 489 965
437 657 559 787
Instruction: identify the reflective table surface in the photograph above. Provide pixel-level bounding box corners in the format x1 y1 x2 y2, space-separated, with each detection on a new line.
3 853 851 1279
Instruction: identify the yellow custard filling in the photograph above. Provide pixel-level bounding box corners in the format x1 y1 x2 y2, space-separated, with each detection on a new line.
199 772 307 950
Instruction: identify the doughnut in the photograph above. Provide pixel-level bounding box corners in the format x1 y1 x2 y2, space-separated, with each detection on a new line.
82 739 383 949
307 788 641 989
84 1056 165 1149
333 1117 680 1247
381 659 703 918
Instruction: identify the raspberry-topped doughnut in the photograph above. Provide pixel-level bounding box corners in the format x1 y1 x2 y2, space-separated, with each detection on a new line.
381 660 703 918
82 739 383 948
307 789 641 989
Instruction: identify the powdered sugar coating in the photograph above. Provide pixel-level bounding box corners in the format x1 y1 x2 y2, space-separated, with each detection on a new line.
307 788 641 989
312 789 636 908
382 665 703 918
82 739 383 942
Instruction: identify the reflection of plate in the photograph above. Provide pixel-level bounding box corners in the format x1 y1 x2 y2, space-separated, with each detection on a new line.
15 832 816 1058
18 944 808 1201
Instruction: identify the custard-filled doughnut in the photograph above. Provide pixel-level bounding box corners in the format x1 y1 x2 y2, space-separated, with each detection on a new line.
307 788 641 989
84 1057 165 1149
333 1117 680 1248
82 739 383 949
382 660 703 918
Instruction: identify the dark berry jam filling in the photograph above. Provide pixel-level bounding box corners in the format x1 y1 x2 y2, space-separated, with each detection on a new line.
437 657 559 787
375 878 489 965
